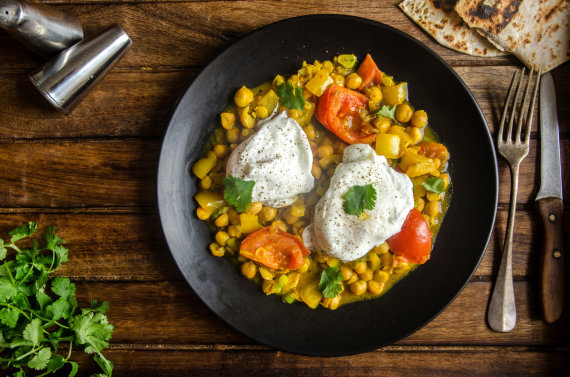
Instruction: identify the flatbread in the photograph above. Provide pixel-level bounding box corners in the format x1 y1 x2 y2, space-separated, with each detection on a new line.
399 0 507 56
455 0 570 72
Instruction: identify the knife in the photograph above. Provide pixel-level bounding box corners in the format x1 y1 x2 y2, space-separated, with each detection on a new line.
535 72 565 323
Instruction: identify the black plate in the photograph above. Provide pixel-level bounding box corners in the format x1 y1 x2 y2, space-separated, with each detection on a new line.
157 15 498 356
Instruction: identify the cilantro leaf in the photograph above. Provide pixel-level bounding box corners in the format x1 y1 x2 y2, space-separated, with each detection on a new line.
0 307 20 328
0 279 18 301
223 175 255 213
276 82 305 110
47 297 72 321
23 318 43 346
375 105 397 121
343 184 377 216
46 354 65 373
28 347 51 370
71 311 114 354
9 222 37 243
422 176 445 195
318 267 343 298
43 226 64 251
69 361 79 377
36 290 52 311
51 276 75 299
90 299 110 314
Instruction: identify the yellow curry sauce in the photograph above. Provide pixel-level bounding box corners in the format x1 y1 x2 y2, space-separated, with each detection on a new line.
192 54 451 310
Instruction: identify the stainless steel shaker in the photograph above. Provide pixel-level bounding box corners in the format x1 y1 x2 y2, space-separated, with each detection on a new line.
0 0 83 56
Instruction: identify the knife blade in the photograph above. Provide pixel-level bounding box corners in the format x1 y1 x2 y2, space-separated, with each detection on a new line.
535 72 565 323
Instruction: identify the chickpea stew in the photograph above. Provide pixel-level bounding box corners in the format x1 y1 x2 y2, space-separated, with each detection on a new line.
192 54 451 310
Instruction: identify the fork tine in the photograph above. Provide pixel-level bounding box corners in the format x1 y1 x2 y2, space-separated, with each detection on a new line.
506 67 525 141
515 68 539 142
523 69 541 143
498 68 520 143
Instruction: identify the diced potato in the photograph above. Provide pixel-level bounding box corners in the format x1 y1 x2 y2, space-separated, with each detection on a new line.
192 153 217 179
300 283 323 309
387 125 412 156
305 69 333 96
194 191 225 217
375 133 400 159
399 148 439 177
257 89 279 114
238 213 262 234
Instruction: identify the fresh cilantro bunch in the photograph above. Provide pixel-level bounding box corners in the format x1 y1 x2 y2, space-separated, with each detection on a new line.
0 222 114 377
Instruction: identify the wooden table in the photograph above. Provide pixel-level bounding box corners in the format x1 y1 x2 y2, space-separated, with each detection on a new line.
1 0 569 375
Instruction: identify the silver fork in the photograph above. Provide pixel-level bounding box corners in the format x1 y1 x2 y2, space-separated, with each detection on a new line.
487 67 541 332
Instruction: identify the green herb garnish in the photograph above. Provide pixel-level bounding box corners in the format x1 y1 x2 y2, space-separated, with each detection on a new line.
276 82 305 110
375 105 397 121
422 176 445 195
223 175 255 213
318 267 343 298
0 222 114 377
343 184 377 216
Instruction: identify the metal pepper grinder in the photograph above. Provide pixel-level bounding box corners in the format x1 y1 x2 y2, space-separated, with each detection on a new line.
0 0 83 56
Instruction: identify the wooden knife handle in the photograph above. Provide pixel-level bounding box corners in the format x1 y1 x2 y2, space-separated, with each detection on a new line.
536 198 565 323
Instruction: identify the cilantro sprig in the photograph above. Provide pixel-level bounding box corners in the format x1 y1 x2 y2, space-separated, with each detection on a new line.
0 222 114 377
276 82 305 110
422 176 445 195
318 267 343 298
343 184 377 216
375 105 397 121
223 175 255 213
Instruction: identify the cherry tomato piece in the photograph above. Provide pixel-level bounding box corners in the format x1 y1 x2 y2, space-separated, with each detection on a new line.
387 208 432 264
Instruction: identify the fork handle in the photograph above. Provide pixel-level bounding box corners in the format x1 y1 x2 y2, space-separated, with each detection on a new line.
536 197 565 323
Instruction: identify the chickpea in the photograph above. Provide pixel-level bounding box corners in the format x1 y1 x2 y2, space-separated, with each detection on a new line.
330 73 345 86
322 296 340 310
368 253 381 271
373 270 389 283
345 73 363 89
373 117 391 133
262 279 280 295
359 268 373 282
215 231 229 246
350 280 367 296
322 60 334 72
411 110 428 128
304 124 316 140
365 86 383 104
241 261 257 279
395 103 413 123
199 175 212 190
316 144 334 159
440 173 450 189
209 242 224 257
226 127 240 143
414 196 426 212
340 266 355 281
353 261 367 274
425 201 441 217
258 206 277 222
290 204 305 218
227 225 241 238
272 75 285 88
311 164 322 179
271 220 287 232
196 207 209 220
298 257 311 273
213 144 228 158
214 213 229 228
246 201 263 215
254 106 269 119
228 208 240 225
373 242 390 255
259 266 275 280
426 191 441 202
220 112 236 129
240 111 255 129
368 280 385 295
234 86 254 107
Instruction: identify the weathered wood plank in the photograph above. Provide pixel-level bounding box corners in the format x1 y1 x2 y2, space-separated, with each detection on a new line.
0 71 197 138
0 1 515 72
1 209 564 280
67 280 569 346
45 346 570 377
0 140 159 208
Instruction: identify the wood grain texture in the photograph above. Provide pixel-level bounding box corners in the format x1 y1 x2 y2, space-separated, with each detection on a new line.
43 347 570 377
68 281 569 346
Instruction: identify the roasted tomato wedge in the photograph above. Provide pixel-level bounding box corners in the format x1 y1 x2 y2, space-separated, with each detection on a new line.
239 226 311 270
357 53 383 89
315 84 375 144
387 208 432 264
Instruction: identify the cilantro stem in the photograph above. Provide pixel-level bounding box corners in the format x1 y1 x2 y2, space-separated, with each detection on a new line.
32 312 70 330
6 243 22 253
15 264 35 287
15 346 37 361
0 303 32 321
65 341 73 360
4 262 16 285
